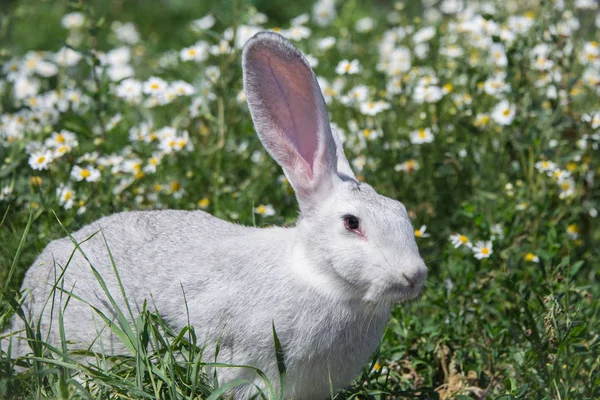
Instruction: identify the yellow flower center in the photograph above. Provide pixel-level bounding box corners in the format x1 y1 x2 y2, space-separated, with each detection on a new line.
459 235 468 244
64 191 72 200
345 64 352 72
56 134 65 143
363 129 371 137
419 129 427 139
198 198 210 208
414 230 422 237
525 253 535 261
257 205 266 214
481 247 490 255
502 108 511 116
37 156 46 164
151 83 159 90
567 224 578 233
80 169 91 178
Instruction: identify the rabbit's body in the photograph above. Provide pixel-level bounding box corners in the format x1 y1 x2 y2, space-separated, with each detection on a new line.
4 32 427 398
10 210 389 398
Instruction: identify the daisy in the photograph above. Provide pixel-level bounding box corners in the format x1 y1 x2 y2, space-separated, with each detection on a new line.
71 165 101 182
29 150 53 170
535 160 556 173
285 25 311 41
491 100 516 125
489 43 508 67
414 225 430 238
449 233 470 248
567 224 579 240
410 128 435 144
190 14 216 31
558 178 576 199
317 37 336 51
254 204 276 216
61 12 85 30
56 184 76 209
359 100 390 116
472 241 493 259
180 42 209 62
524 253 540 263
394 159 420 173
313 0 336 27
335 59 361 75
170 80 195 96
355 17 374 33
55 47 82 67
115 78 143 103
142 77 168 95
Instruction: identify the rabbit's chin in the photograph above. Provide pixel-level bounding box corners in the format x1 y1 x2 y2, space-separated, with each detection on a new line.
364 283 424 304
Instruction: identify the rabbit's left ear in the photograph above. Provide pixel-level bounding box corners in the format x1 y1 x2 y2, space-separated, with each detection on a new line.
242 32 354 213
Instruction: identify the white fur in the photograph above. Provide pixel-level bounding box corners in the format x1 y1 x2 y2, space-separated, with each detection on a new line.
2 32 427 399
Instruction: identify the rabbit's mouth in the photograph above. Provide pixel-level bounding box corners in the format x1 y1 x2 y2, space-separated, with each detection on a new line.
383 282 424 303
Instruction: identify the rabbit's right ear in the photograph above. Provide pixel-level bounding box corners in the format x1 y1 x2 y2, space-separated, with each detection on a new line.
242 32 355 213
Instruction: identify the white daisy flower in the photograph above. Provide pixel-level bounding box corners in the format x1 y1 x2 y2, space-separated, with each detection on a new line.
56 184 76 209
61 12 85 30
29 150 53 170
190 14 216 31
449 233 471 248
317 36 336 51
179 42 209 62
142 76 168 95
254 204 276 217
394 159 420 173
409 128 435 144
524 253 540 263
534 160 556 173
359 100 390 116
313 0 336 27
284 25 312 41
55 47 82 67
355 17 374 33
71 165 101 182
414 225 430 238
335 59 361 75
491 100 516 125
472 241 493 259
115 78 143 103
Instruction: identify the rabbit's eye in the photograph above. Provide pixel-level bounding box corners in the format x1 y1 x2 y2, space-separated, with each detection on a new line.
343 215 360 231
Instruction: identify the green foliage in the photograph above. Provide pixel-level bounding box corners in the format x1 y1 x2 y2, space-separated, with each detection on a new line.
1 0 599 398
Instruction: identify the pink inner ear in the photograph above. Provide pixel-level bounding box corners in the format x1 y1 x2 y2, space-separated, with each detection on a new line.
254 50 320 173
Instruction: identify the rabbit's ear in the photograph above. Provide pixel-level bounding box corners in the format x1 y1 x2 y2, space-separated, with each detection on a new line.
243 32 353 212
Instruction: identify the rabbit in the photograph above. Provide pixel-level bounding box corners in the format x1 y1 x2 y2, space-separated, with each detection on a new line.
1 31 427 399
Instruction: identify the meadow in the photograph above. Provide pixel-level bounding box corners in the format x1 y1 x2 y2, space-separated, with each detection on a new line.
0 0 599 398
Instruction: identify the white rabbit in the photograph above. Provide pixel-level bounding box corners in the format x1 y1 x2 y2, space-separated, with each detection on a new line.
2 32 427 399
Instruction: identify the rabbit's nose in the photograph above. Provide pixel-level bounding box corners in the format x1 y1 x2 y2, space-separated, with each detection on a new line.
402 258 427 288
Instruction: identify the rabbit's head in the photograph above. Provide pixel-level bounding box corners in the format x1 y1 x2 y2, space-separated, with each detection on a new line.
243 32 427 304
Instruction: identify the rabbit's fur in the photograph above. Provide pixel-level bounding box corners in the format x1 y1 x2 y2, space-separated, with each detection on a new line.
2 32 427 399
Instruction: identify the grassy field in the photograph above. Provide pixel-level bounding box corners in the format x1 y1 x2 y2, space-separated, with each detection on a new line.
0 0 599 398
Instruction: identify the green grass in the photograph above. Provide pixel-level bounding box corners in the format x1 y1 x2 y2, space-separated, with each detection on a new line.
1 0 599 398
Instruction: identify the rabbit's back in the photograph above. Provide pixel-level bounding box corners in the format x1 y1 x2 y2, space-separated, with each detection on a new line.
13 210 262 355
